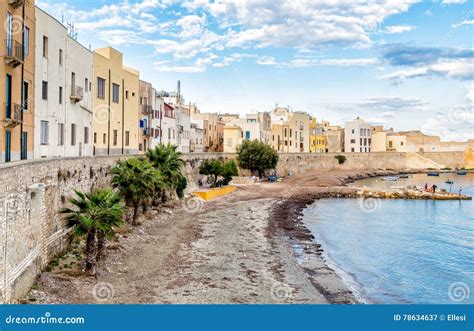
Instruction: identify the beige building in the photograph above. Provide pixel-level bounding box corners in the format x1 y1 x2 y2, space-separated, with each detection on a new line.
271 107 310 153
325 127 345 153
223 124 242 153
138 80 153 153
1 0 35 162
93 46 139 155
371 126 387 152
191 109 223 152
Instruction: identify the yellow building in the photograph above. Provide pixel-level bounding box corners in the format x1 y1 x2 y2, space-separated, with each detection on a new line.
1 0 35 162
309 117 317 152
270 107 310 153
93 46 139 155
309 117 328 153
223 124 242 153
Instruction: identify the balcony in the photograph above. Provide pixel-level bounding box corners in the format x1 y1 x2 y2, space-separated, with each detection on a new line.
8 0 25 9
143 127 152 137
142 104 152 115
5 40 24 68
70 85 83 103
4 103 22 128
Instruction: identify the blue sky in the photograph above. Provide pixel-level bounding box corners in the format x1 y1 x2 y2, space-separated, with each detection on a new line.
37 0 473 141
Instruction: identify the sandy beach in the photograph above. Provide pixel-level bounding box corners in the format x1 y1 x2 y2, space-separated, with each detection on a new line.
25 170 406 304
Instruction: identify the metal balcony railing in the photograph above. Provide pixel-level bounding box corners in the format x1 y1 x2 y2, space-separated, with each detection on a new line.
5 40 24 68
70 85 84 102
143 127 152 137
142 104 152 115
4 102 22 127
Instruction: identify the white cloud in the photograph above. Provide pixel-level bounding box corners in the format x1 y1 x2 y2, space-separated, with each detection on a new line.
176 15 206 38
452 20 474 28
383 25 416 34
320 58 379 66
441 0 467 5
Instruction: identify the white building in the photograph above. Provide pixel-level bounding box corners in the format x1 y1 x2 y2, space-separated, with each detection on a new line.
149 92 163 149
344 118 372 153
232 112 272 144
190 122 204 153
161 102 176 145
34 8 93 158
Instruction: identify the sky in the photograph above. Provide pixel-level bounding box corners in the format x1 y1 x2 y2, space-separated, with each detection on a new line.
37 0 473 141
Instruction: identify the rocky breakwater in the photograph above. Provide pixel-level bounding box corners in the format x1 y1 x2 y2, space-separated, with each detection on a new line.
356 187 472 201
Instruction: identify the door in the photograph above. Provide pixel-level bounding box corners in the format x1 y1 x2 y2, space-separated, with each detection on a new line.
6 74 12 118
5 130 11 162
21 131 27 160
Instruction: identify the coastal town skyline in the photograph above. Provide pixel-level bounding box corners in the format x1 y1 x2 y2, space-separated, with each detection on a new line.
36 0 474 142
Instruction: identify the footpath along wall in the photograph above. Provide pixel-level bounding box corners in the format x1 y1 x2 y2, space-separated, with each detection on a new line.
0 151 468 303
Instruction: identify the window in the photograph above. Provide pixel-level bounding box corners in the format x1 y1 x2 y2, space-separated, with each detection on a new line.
94 132 97 144
40 121 49 145
97 77 106 99
71 72 76 88
126 91 129 99
71 123 76 146
24 26 29 56
42 36 48 58
59 49 63 65
6 13 12 46
85 78 88 92
58 123 64 146
112 83 119 103
351 148 355 152
103 133 106 144
42 81 48 100
84 127 89 144
351 129 355 134
289 129 292 138
400 141 404 146
125 131 130 146
113 130 118 146
350 139 356 144
59 86 62 104
245 131 251 140
22 81 28 110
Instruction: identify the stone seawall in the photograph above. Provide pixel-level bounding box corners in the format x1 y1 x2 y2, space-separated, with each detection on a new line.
0 151 467 303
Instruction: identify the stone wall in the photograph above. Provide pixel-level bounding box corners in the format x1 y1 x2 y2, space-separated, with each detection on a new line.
0 150 468 303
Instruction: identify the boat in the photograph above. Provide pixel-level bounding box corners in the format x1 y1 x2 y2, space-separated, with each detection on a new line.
399 174 410 178
427 173 440 177
445 180 454 185
457 171 467 176
381 176 399 181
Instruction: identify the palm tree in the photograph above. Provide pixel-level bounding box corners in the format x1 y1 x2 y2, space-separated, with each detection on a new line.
111 157 162 223
60 189 125 274
146 144 185 202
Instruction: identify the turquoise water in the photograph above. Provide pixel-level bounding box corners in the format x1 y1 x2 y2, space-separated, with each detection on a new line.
302 173 474 304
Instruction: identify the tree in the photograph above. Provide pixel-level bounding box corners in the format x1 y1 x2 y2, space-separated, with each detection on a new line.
335 155 346 164
236 140 278 177
199 159 238 187
60 189 125 274
111 157 162 223
199 158 223 186
146 144 185 201
221 160 238 185
176 176 187 198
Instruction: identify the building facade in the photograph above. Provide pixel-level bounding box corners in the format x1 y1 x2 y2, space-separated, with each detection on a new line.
138 80 153 152
189 122 204 153
1 0 35 162
223 124 242 153
344 118 372 153
161 102 176 145
34 7 93 159
271 107 310 153
191 110 223 152
92 46 139 155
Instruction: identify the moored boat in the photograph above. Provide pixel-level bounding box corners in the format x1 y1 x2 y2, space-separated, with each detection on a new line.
457 171 467 176
399 174 410 178
427 172 439 177
381 176 399 181
445 180 454 185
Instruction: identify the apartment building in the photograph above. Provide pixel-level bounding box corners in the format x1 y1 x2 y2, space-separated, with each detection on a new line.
92 46 139 155
177 104 191 153
149 93 163 149
162 102 176 145
231 112 272 143
190 122 204 153
1 0 35 162
344 117 372 153
271 107 310 153
34 7 93 158
325 128 345 153
191 110 223 152
138 80 153 152
371 126 387 152
223 124 242 153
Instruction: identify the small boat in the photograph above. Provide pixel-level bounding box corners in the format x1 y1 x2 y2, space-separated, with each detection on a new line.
427 173 440 177
457 171 467 176
399 174 410 178
381 176 399 181
445 180 454 185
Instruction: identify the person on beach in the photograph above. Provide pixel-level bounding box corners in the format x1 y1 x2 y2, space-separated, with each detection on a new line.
432 184 437 194
424 183 428 191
